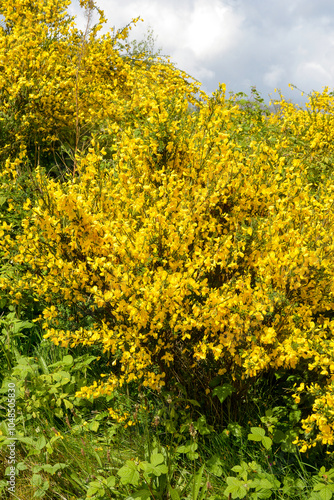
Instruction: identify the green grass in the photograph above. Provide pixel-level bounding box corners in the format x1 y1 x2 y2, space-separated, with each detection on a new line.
1 332 334 499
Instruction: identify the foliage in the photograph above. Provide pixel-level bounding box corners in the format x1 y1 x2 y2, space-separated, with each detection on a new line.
1 1 334 497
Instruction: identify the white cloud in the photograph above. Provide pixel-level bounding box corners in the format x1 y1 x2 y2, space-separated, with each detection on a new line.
183 0 243 60
296 62 334 89
68 0 334 104
69 0 243 92
263 65 285 88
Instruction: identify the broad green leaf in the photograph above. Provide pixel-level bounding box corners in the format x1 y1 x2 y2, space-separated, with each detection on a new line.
88 420 99 432
62 354 74 366
118 461 140 486
176 444 191 454
195 415 214 435
289 409 301 424
31 474 43 487
87 485 101 496
212 384 234 403
52 371 71 385
33 481 49 497
105 475 116 488
272 429 285 443
16 462 28 471
207 455 223 476
177 441 197 454
168 486 181 500
248 427 266 441
63 399 73 410
314 483 334 500
232 461 249 474
16 436 34 446
155 464 168 475
319 487 333 500
54 408 63 418
224 476 248 499
40 463 67 475
262 436 273 450
35 436 47 451
151 452 164 466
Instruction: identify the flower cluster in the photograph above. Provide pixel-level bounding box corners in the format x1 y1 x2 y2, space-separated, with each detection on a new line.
1 0 334 450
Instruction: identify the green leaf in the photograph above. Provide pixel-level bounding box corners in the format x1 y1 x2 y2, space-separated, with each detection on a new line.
309 494 322 500
193 464 205 500
35 436 46 451
117 461 140 486
262 436 273 450
232 465 244 474
16 462 28 471
248 427 266 441
231 462 249 476
207 455 223 476
62 354 74 366
87 485 101 497
212 384 234 403
88 420 99 432
327 469 334 480
289 409 301 424
319 487 333 500
156 464 168 475
228 423 243 438
314 483 334 500
177 442 197 454
105 475 116 488
126 489 151 500
33 481 49 497
177 444 191 454
224 476 248 499
195 415 214 435
88 480 103 489
31 474 43 487
40 463 67 475
272 429 285 443
52 371 71 385
140 457 168 477
12 320 33 333
54 408 63 418
151 452 164 466
16 436 35 446
168 486 181 500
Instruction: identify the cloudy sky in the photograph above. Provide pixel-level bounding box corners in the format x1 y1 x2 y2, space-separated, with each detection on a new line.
70 0 334 106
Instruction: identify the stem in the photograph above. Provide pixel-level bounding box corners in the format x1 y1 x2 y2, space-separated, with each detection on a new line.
73 1 94 177
143 476 157 500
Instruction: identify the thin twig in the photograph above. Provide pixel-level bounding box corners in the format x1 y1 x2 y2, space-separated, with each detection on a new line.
73 1 94 176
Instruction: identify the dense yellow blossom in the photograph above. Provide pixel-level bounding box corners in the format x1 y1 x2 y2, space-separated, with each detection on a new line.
1 0 334 450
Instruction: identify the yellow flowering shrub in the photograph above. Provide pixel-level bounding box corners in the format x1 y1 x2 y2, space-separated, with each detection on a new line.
2 0 334 450
0 0 148 168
